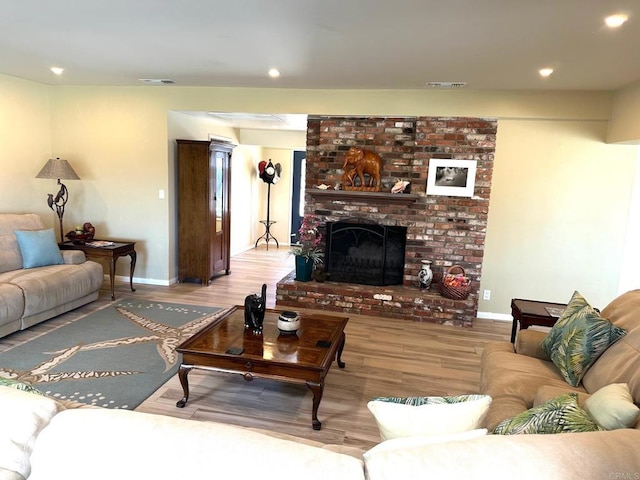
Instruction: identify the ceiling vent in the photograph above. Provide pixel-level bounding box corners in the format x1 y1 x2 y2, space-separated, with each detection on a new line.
138 79 175 85
208 112 285 122
425 82 467 89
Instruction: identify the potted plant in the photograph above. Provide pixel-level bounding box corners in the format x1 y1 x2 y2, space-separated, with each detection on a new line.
290 215 324 282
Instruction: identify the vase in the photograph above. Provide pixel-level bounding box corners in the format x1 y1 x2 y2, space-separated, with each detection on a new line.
295 256 313 282
418 260 433 290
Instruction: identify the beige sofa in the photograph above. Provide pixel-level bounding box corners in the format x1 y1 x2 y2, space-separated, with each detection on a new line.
2 291 639 480
481 289 640 432
2 376 639 480
0 213 103 339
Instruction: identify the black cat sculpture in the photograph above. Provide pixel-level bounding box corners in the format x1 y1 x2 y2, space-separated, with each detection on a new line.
244 283 267 333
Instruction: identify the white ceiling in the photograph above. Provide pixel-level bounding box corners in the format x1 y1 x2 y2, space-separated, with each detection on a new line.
1 0 638 92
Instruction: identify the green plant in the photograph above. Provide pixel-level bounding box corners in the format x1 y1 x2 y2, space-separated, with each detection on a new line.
290 214 324 265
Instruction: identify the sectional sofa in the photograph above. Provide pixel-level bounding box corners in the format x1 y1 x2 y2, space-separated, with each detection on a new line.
0 213 103 338
2 290 639 479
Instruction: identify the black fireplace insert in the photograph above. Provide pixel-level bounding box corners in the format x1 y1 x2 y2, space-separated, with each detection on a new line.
324 221 407 286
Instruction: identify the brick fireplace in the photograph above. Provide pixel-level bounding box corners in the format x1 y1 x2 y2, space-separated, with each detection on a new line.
276 116 497 327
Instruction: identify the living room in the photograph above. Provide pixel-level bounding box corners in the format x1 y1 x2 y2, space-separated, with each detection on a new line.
3 78 640 315
1 2 640 478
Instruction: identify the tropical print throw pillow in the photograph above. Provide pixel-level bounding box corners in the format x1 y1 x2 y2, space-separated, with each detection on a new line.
494 393 602 434
0 377 45 396
541 291 626 387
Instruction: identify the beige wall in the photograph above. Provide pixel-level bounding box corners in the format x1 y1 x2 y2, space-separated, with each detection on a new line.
0 76 53 222
1 74 638 315
482 119 636 312
240 129 305 149
608 80 640 144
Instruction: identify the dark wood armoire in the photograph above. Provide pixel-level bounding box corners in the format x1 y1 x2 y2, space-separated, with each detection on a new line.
176 139 233 284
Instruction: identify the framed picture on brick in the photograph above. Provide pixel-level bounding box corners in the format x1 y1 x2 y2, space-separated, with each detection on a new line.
426 159 477 197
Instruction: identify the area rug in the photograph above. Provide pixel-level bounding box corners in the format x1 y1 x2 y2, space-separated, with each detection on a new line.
0 299 229 409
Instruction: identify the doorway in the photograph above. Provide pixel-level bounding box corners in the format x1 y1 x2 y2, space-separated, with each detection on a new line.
290 150 306 242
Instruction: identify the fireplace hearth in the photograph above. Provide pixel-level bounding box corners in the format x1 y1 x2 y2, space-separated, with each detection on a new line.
325 221 407 286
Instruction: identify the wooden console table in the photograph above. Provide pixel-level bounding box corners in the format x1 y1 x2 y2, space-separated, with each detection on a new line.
59 240 137 300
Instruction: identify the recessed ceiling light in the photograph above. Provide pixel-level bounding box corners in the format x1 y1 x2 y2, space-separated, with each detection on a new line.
539 68 554 77
268 68 280 78
50 67 64 75
605 14 628 28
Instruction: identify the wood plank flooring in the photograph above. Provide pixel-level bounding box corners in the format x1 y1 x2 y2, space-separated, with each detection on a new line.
0 246 511 451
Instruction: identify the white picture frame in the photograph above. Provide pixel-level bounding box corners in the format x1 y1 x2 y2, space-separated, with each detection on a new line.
426 159 477 197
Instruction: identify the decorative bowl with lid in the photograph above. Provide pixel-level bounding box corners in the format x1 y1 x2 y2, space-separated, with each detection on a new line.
277 311 300 335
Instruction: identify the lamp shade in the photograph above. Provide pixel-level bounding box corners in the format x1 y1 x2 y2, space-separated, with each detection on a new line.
36 158 80 180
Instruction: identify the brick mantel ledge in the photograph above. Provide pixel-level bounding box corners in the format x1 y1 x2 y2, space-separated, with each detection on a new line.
308 189 420 205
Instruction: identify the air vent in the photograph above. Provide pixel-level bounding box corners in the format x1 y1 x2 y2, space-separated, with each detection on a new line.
208 112 285 122
138 79 175 85
425 82 467 89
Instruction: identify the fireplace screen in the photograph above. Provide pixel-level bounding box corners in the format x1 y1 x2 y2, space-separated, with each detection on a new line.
325 221 407 286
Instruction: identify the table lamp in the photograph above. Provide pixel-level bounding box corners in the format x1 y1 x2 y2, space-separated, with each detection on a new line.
36 157 80 243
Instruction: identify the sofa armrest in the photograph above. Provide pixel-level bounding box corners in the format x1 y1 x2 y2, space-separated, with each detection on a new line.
61 250 87 265
363 429 640 480
515 329 549 360
29 409 365 480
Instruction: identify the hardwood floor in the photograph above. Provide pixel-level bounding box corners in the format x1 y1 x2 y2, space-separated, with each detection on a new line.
1 246 511 451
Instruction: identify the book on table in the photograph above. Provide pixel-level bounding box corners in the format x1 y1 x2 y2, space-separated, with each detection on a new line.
86 241 115 247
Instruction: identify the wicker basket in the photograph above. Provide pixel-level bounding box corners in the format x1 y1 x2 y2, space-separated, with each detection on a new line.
440 265 471 300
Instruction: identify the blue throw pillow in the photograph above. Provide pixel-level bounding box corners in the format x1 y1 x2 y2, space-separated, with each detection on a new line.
14 229 64 268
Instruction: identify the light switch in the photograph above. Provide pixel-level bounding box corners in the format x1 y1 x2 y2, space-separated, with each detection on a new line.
159 189 165 200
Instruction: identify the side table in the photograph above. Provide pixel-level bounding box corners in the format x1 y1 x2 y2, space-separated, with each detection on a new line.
510 298 567 343
59 240 137 301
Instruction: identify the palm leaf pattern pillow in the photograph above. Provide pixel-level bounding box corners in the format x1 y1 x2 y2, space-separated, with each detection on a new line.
494 393 602 434
370 394 488 406
0 377 45 396
541 291 626 387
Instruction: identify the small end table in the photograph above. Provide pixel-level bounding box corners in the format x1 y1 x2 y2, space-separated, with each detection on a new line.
59 240 137 300
510 298 567 343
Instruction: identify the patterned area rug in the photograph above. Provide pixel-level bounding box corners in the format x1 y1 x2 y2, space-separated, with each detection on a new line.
0 299 228 409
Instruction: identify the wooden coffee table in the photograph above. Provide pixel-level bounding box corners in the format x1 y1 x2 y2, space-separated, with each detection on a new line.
175 306 348 430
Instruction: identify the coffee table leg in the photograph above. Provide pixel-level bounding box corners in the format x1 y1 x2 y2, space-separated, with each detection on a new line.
176 364 193 408
336 332 346 368
306 380 324 430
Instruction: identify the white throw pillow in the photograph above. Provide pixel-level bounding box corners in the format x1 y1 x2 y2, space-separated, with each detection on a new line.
584 383 640 430
0 385 61 478
363 428 487 460
367 394 492 441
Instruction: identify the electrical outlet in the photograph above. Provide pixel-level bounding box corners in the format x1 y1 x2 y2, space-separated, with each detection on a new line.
483 289 491 300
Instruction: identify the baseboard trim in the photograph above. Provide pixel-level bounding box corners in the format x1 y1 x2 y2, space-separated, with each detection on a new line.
477 311 512 322
108 274 171 287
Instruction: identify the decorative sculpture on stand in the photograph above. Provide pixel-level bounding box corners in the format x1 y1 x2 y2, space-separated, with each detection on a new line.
254 159 281 250
244 283 267 333
341 147 383 191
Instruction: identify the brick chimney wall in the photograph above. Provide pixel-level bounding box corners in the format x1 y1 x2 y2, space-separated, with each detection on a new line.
277 115 497 326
